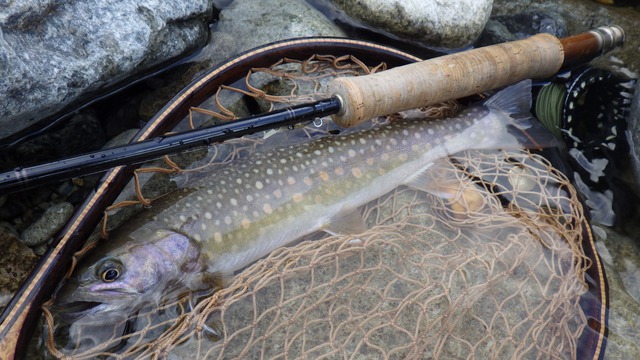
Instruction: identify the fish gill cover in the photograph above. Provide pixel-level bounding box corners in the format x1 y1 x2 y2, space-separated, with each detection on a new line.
39 54 603 359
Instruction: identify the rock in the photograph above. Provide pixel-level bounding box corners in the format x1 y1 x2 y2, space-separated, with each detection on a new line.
491 0 640 72
14 110 106 166
628 79 640 192
20 202 74 247
476 11 567 47
139 0 346 120
102 128 140 149
0 0 213 142
324 0 493 48
214 0 346 54
0 227 37 309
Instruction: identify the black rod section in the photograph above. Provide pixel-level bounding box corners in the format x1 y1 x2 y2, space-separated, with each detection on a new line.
0 97 342 194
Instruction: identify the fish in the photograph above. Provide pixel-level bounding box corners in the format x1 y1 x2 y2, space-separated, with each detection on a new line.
56 80 553 315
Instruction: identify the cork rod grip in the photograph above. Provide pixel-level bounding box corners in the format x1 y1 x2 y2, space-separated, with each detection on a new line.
329 33 565 127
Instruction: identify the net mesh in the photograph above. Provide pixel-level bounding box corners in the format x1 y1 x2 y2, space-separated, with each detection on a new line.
41 54 591 360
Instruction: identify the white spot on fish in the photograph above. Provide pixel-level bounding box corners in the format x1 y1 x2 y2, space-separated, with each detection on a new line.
303 177 313 186
255 181 264 190
230 198 238 206
352 168 363 178
263 203 273 214
224 216 232 225
214 232 222 243
205 212 213 219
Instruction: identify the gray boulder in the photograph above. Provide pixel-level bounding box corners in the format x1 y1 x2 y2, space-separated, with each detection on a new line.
205 0 346 67
325 0 493 48
139 0 346 119
0 0 213 141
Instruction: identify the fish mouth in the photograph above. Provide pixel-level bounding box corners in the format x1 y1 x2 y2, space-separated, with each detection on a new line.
52 301 105 321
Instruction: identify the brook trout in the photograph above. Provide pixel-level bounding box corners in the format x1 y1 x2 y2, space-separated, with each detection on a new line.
58 80 551 313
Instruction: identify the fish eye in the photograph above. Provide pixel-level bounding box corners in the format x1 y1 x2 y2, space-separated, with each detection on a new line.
95 259 123 283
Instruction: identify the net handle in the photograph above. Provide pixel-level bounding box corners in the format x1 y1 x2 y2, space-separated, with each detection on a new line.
329 26 624 127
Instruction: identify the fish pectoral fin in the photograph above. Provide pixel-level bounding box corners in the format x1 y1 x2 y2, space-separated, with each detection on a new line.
406 162 468 200
186 271 228 294
323 209 366 236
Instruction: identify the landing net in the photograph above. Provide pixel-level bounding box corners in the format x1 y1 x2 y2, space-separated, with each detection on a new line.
41 54 591 360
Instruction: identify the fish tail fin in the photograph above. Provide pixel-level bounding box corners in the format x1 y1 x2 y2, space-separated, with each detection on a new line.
482 80 561 150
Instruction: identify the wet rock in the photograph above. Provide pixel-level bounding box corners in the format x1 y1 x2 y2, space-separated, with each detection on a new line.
20 202 74 247
476 11 567 47
139 0 345 120
0 227 37 309
324 0 493 48
103 128 141 149
0 187 53 224
628 80 640 192
0 0 213 142
14 110 106 166
491 0 640 72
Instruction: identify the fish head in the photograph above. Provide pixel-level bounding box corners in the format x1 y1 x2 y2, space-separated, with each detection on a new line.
56 228 202 316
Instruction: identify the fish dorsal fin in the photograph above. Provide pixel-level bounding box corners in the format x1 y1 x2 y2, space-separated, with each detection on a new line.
484 80 533 130
324 209 366 236
485 79 533 113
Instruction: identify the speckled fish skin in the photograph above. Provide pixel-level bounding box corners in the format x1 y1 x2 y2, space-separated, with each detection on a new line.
62 80 543 309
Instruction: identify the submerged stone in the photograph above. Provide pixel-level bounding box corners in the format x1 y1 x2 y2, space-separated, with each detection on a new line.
0 227 37 309
20 202 74 247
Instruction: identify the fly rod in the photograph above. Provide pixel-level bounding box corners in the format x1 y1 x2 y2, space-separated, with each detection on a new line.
0 25 624 194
